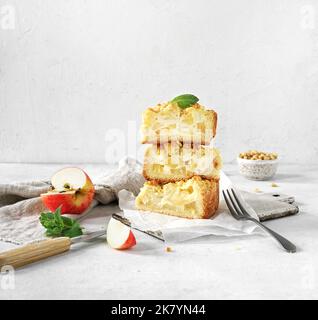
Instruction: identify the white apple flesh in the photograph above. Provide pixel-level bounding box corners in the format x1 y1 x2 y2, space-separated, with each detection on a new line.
106 217 136 250
51 167 88 191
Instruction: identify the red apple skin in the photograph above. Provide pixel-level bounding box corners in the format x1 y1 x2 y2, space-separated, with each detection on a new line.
117 230 137 250
41 171 95 215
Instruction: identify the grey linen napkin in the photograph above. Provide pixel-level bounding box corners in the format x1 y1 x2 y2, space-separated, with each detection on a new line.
0 158 145 245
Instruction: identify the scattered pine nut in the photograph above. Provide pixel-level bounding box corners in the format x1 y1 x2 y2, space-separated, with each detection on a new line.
271 182 279 187
166 247 173 253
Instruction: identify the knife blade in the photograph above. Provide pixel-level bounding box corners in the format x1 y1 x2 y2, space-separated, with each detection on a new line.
112 213 164 242
72 214 164 244
70 229 106 244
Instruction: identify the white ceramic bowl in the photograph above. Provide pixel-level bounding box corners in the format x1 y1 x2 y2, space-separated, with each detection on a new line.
237 157 278 180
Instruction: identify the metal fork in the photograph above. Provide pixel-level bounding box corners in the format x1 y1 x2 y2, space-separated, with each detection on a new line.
222 188 296 253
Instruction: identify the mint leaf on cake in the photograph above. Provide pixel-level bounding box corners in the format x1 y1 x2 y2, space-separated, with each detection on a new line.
171 94 199 109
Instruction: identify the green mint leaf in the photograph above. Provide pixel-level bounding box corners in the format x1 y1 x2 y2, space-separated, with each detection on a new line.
40 212 61 232
171 94 199 109
62 222 83 238
60 215 83 237
39 207 83 238
61 216 75 228
55 206 62 217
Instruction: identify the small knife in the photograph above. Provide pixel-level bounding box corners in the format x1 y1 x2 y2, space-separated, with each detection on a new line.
0 230 107 270
0 215 163 269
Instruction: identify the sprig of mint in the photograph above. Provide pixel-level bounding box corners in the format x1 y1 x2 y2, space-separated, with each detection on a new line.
171 94 199 109
39 207 83 238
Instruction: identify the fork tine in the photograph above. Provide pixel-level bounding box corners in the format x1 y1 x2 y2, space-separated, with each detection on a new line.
226 190 244 217
231 189 250 217
222 190 239 220
226 190 296 253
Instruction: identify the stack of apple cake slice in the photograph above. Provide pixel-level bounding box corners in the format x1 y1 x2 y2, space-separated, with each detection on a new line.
135 95 222 219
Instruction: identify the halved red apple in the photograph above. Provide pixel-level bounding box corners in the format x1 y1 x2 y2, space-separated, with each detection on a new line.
41 167 95 215
106 217 136 250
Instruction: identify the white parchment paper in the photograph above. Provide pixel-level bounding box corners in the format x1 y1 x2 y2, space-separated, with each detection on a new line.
119 172 262 243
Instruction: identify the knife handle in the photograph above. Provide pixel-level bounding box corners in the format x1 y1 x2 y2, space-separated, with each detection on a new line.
0 237 71 269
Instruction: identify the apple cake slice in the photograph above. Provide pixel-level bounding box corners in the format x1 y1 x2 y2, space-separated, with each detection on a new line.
141 102 217 145
135 176 219 219
143 143 222 183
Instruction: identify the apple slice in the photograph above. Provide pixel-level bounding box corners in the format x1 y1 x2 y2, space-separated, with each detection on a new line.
107 217 136 250
41 167 95 215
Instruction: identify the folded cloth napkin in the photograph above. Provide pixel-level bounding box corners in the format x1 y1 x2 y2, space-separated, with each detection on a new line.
0 158 145 244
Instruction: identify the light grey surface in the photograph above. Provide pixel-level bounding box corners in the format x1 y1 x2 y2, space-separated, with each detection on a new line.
1 0 318 164
0 163 318 300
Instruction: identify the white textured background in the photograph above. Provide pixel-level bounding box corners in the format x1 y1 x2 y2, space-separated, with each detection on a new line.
0 0 318 164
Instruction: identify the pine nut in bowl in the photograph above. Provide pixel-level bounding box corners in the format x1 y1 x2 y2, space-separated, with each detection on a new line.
237 150 279 181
